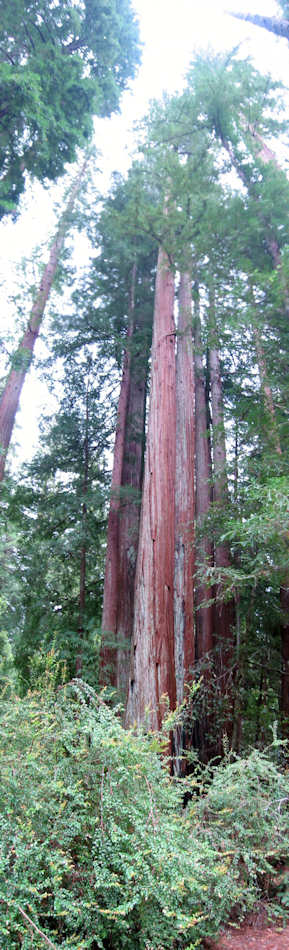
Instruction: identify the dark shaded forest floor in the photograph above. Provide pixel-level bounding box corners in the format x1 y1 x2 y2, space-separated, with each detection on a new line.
204 907 289 949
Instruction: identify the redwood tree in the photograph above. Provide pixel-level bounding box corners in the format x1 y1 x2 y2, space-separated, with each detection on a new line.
0 155 89 482
174 271 195 705
126 247 176 731
99 302 135 688
115 322 149 700
194 284 214 663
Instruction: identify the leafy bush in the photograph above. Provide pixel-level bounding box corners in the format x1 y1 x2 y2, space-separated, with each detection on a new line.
0 678 232 949
190 747 289 913
1 679 289 948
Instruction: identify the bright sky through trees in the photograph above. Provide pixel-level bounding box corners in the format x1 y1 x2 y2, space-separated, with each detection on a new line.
0 0 287 464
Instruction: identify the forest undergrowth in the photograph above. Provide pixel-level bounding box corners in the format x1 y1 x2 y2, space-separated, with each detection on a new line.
1 662 289 950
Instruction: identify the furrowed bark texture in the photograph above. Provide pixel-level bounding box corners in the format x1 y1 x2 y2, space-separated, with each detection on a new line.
194 289 214 661
100 322 134 687
209 342 234 656
174 272 195 705
126 247 176 730
0 157 89 482
230 12 289 39
208 319 235 748
115 338 148 701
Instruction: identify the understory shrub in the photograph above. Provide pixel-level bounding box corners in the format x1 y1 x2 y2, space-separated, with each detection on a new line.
190 746 289 914
1 679 289 948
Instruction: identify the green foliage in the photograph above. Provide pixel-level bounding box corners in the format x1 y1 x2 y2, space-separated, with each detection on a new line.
0 681 221 949
3 352 109 692
0 0 141 215
191 746 289 912
1 681 289 948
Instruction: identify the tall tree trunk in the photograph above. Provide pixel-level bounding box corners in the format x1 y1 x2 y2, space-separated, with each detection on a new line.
115 325 148 701
229 12 289 40
193 285 215 761
99 266 136 687
76 386 89 677
174 272 195 704
174 272 195 772
126 247 176 731
194 284 214 661
208 299 234 742
0 156 89 481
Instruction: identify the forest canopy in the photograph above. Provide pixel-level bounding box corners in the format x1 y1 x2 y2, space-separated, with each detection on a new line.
0 0 141 215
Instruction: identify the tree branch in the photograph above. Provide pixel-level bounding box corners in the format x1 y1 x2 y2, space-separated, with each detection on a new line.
228 11 289 40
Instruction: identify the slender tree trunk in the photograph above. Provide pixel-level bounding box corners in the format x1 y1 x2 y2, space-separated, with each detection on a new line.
209 340 234 648
173 273 195 772
208 299 234 743
194 284 214 661
193 286 215 761
76 387 89 677
99 266 136 686
115 327 148 701
0 156 89 481
174 272 195 703
126 247 176 731
229 12 289 40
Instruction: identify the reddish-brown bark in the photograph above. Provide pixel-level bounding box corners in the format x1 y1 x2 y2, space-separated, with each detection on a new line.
125 247 176 731
115 336 148 701
194 287 214 661
208 301 235 746
0 157 89 482
174 272 195 706
99 290 135 686
209 340 234 654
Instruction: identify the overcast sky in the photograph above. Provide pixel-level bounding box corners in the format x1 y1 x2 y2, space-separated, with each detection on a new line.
0 0 287 466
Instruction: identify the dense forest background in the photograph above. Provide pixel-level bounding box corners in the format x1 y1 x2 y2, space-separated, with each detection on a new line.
2 1 289 948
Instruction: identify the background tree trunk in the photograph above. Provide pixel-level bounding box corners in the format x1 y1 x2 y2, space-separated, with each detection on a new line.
174 272 195 704
174 272 195 772
99 267 136 686
0 156 89 482
115 324 148 701
194 286 214 661
209 298 235 744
